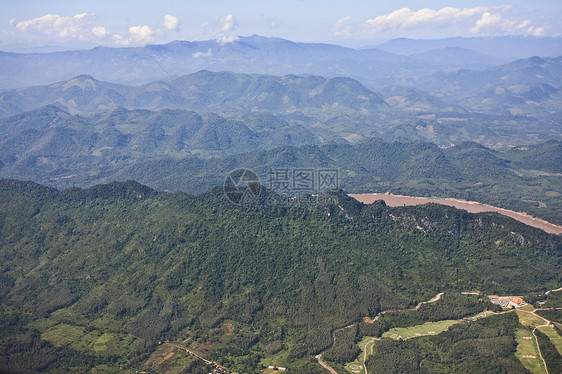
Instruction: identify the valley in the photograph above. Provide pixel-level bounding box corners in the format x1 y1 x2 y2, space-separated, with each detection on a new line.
1 7 562 372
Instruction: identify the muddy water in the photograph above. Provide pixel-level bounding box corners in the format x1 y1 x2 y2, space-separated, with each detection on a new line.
349 193 562 235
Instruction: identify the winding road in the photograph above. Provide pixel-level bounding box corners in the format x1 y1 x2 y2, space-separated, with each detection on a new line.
532 325 550 374
316 354 338 374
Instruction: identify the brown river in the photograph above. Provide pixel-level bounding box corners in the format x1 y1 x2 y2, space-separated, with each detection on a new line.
349 193 562 235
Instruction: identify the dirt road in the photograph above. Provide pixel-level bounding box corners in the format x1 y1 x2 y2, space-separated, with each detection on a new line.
316 354 338 374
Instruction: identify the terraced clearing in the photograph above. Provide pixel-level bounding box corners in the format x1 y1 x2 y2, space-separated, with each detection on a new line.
515 328 546 374
38 320 139 356
41 323 85 347
382 320 458 340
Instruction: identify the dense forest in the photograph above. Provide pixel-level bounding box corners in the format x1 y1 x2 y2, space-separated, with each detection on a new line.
0 179 560 372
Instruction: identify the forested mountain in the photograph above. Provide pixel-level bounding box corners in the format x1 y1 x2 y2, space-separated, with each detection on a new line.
0 179 560 373
413 56 562 115
0 72 389 118
1 132 560 224
2 36 562 119
3 58 562 119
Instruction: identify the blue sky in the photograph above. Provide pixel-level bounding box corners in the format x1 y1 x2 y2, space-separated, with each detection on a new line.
1 0 560 49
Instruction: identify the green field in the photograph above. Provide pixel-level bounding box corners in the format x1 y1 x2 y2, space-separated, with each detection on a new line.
514 328 546 374
382 320 458 340
517 310 548 329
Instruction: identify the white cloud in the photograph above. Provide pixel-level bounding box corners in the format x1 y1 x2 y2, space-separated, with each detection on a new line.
365 7 488 33
527 26 545 37
91 26 109 38
15 13 93 39
213 14 239 44
128 25 156 44
111 33 129 46
192 49 212 58
216 35 239 45
333 16 352 36
10 12 183 46
364 6 545 37
220 14 238 32
470 12 502 33
470 11 544 36
163 14 179 31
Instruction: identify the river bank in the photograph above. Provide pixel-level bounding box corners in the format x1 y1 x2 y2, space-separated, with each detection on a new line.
350 193 562 235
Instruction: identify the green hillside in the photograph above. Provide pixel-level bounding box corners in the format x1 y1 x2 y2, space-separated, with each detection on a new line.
0 180 560 373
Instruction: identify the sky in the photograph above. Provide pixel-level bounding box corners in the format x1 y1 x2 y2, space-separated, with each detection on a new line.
1 0 560 50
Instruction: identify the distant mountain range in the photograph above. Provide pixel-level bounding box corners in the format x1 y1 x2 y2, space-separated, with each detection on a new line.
375 36 562 59
416 55 562 95
2 54 561 120
2 35 562 92
0 71 389 118
0 35 407 89
408 47 508 69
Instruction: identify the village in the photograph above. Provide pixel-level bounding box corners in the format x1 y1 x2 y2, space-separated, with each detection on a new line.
488 295 527 309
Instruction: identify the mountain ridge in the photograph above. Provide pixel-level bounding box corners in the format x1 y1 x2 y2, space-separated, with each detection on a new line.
0 71 390 118
0 177 560 372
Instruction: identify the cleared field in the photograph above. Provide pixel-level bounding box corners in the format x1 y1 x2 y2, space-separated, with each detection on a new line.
515 328 546 374
260 341 292 369
91 332 138 355
144 343 201 374
41 323 85 347
537 325 562 356
344 337 376 374
517 310 548 328
382 320 458 340
466 311 495 321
